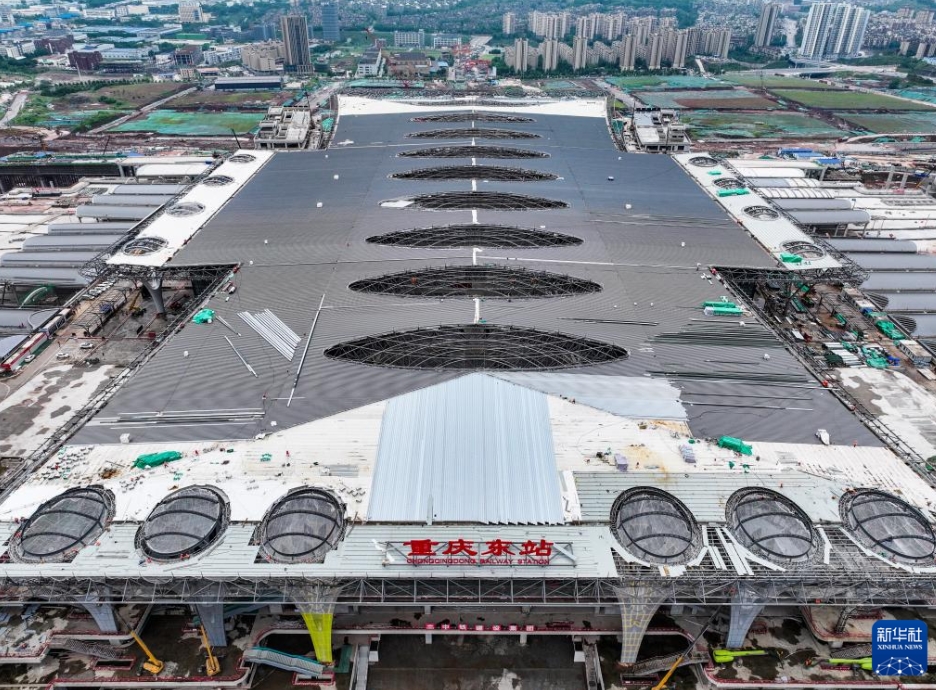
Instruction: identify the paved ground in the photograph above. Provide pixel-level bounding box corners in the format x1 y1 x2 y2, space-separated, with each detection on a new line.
368 636 585 690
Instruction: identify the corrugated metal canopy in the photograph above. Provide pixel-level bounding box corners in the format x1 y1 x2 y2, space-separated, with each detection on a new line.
788 209 871 225
368 373 563 524
47 222 135 235
0 267 88 286
869 292 936 312
863 272 936 292
76 205 152 220
773 198 853 211
0 251 97 267
22 235 116 252
830 239 917 253
849 253 936 271
113 184 187 195
90 194 173 207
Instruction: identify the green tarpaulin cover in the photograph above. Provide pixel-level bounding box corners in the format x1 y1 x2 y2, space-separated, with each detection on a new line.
192 309 215 324
134 451 183 469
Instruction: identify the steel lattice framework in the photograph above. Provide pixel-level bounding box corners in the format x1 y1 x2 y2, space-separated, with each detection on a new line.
323 323 629 370
348 266 600 299
398 146 549 159
389 191 568 211
391 165 557 182
367 224 582 249
406 128 540 140
411 113 535 123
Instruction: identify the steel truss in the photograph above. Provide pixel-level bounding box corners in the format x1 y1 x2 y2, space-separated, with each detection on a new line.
2 573 936 607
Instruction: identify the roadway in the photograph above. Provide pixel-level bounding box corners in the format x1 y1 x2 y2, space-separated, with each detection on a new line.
89 86 198 134
0 91 28 127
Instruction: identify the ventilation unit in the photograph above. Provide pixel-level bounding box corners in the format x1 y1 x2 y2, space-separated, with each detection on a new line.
840 489 936 566
122 237 169 256
202 175 234 187
166 201 205 217
138 485 230 561
743 205 780 221
229 154 256 163
689 156 718 167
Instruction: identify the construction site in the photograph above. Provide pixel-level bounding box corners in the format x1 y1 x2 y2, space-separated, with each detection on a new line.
2 91 936 690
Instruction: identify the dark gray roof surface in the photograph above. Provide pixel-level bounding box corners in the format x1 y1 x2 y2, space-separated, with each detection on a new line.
862 272 936 292
21 234 117 252
788 209 871 225
830 239 917 254
73 109 878 448
47 222 136 235
848 253 936 271
0 267 88 287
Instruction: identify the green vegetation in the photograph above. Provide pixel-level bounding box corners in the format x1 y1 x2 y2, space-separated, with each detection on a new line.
835 110 936 133
722 74 837 89
11 94 54 126
680 110 846 139
114 109 263 135
0 54 43 76
772 88 936 110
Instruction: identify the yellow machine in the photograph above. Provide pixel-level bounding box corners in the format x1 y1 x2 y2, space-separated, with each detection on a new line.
651 608 723 690
805 656 872 671
129 629 164 675
712 648 768 664
199 625 221 677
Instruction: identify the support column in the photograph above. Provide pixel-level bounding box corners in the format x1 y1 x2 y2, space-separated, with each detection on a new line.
143 277 165 317
834 606 857 635
288 585 341 665
615 584 667 665
726 586 764 649
194 603 226 648
82 601 118 634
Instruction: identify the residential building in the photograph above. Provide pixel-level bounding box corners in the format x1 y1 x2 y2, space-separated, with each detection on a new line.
179 2 205 23
511 37 529 72
541 38 559 71
502 12 516 35
321 1 340 42
755 3 781 48
281 14 312 73
799 3 869 60
355 46 384 76
432 34 460 49
672 29 688 67
242 41 283 72
394 30 424 48
617 34 636 69
646 32 663 69
572 35 587 70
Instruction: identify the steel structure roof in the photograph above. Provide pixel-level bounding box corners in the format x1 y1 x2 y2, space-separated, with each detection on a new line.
75 104 876 455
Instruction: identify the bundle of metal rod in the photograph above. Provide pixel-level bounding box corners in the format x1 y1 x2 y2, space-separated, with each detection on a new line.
238 309 300 361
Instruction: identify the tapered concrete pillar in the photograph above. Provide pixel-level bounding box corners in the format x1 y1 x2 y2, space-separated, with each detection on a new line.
194 603 226 647
143 277 165 317
82 601 118 634
615 584 667 665
726 589 764 649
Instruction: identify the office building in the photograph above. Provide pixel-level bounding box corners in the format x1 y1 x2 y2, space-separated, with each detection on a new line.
281 14 312 73
321 1 340 42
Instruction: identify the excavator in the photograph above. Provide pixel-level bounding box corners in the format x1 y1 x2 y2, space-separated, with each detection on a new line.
200 625 221 677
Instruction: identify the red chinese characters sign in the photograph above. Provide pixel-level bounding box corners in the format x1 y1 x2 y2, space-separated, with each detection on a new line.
392 538 562 566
